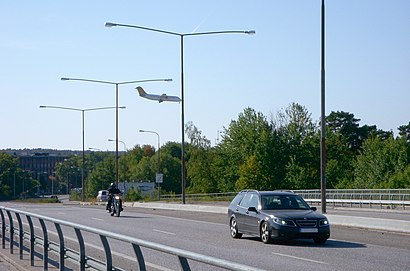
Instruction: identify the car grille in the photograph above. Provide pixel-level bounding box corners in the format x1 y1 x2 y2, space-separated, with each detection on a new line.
296 220 317 227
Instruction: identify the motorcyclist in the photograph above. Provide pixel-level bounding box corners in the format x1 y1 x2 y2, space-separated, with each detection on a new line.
106 182 121 212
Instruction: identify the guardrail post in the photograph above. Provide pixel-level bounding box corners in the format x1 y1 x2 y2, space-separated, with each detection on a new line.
26 215 35 266
15 213 24 259
132 243 146 271
6 211 14 254
54 223 65 271
99 235 112 271
350 194 353 207
0 209 5 249
369 193 372 209
74 228 86 271
402 194 406 210
39 218 49 271
178 256 191 271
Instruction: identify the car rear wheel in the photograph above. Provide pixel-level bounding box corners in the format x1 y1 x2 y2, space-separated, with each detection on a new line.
230 217 242 239
260 221 272 244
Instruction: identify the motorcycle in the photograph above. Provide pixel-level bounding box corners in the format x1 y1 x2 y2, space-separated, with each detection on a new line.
108 193 123 217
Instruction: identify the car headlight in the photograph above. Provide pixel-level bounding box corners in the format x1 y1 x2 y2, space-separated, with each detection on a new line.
273 218 296 227
319 219 329 226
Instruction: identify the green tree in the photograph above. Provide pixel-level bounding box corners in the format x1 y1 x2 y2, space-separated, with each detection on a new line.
326 111 380 152
0 152 19 198
274 103 319 189
398 121 410 142
354 136 408 188
185 121 216 193
159 152 181 193
386 164 410 188
326 130 355 189
155 142 181 193
215 107 278 191
127 144 155 182
86 155 116 197
236 154 270 190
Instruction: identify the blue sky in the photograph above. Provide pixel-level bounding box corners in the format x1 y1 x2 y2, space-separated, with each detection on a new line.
1 1 409 151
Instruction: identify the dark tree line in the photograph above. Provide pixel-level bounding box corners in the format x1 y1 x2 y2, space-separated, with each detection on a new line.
1 103 409 199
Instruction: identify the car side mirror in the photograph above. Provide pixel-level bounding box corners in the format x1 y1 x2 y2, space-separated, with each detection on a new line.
248 206 258 212
311 207 317 211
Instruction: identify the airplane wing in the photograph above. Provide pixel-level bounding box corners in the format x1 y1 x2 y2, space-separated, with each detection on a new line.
160 93 181 102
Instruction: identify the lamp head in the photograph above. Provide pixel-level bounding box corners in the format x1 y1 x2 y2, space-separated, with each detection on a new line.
39 105 46 108
246 30 256 35
61 77 70 81
105 22 117 28
164 79 173 82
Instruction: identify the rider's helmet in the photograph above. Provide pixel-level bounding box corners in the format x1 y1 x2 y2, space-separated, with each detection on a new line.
110 182 116 189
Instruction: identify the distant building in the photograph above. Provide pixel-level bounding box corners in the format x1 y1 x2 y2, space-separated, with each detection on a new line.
2 150 69 193
18 152 68 178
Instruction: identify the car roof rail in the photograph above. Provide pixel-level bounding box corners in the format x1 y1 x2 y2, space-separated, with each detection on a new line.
239 189 259 193
274 189 295 193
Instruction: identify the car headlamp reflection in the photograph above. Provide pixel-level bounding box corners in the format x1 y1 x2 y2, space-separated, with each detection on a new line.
319 219 329 226
273 218 296 227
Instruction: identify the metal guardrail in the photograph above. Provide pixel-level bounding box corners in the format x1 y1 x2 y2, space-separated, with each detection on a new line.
296 189 410 210
0 206 264 271
160 190 410 210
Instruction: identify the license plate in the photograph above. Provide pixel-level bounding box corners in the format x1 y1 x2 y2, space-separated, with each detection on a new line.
300 228 318 233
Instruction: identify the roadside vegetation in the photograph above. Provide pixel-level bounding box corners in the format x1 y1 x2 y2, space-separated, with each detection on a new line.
1 103 409 201
14 197 60 204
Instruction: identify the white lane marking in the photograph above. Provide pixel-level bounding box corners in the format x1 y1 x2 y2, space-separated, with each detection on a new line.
272 252 328 265
152 214 226 227
91 217 104 221
153 229 176 236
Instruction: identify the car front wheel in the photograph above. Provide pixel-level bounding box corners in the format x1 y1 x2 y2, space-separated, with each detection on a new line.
230 217 242 239
260 221 272 244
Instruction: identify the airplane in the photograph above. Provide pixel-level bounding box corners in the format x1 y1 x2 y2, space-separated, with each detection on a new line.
136 86 181 103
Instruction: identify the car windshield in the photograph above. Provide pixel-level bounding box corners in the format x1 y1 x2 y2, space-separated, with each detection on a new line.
261 194 310 210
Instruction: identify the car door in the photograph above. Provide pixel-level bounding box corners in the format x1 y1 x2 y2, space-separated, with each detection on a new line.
235 193 251 231
237 193 260 234
241 193 261 235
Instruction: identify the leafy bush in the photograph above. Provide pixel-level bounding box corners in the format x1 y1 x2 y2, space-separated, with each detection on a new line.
125 187 143 201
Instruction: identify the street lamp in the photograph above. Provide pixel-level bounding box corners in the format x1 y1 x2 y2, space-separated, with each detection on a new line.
61 77 172 188
139 129 161 200
106 22 255 204
320 0 327 214
39 105 124 202
108 138 127 191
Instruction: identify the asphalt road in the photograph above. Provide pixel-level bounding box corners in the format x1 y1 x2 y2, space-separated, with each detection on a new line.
1 202 409 271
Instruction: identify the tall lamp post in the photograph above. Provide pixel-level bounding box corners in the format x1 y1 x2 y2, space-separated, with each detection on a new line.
320 0 327 214
108 138 127 191
40 105 124 202
61 77 171 188
105 22 255 204
139 129 161 200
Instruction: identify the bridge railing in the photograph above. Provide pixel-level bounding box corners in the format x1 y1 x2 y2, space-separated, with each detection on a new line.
159 189 410 209
296 189 410 209
0 206 264 271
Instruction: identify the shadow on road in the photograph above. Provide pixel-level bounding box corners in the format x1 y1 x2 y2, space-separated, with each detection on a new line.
241 236 366 248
